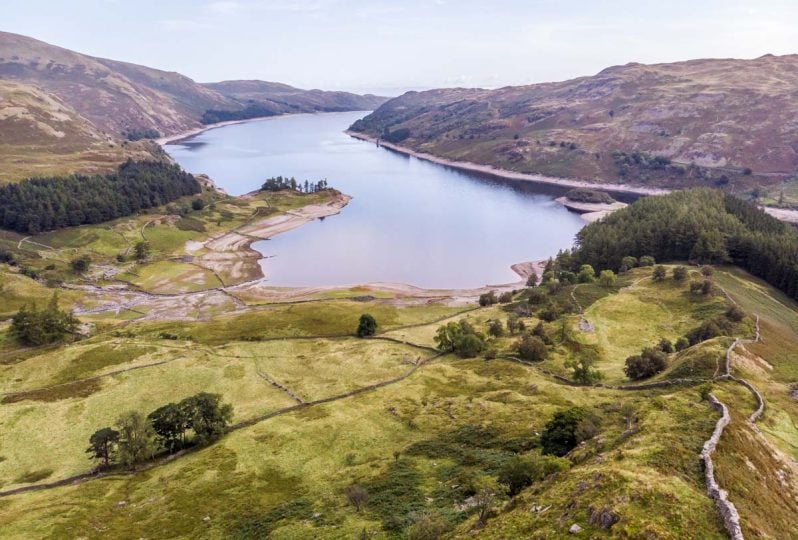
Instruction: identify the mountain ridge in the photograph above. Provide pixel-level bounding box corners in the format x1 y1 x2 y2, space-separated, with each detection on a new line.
0 31 386 181
351 54 798 194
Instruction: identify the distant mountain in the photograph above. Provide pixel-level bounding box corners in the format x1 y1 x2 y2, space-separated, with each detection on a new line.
203 80 386 122
0 31 385 181
351 55 798 192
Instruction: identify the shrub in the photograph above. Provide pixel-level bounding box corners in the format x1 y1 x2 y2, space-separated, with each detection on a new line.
407 512 450 540
498 291 513 303
434 320 485 358
619 256 638 273
639 255 656 267
479 290 498 306
356 314 378 337
516 335 547 361
541 407 585 456
675 337 690 351
624 347 667 380
344 485 369 511
565 349 602 384
658 338 674 354
488 319 505 337
525 272 538 287
70 255 91 274
191 198 205 211
701 265 714 277
577 264 596 283
598 269 616 287
726 305 745 322
526 288 547 304
652 265 667 281
498 455 568 497
672 266 688 281
457 334 485 358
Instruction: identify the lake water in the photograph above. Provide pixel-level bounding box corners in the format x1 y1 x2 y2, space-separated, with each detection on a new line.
166 111 585 288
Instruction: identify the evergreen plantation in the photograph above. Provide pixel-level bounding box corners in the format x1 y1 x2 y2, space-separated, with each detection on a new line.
0 161 201 234
567 188 798 300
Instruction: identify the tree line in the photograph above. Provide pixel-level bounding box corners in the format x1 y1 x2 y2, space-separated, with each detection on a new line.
10 292 78 346
0 160 201 234
568 188 798 300
261 176 330 193
201 104 277 124
86 392 233 469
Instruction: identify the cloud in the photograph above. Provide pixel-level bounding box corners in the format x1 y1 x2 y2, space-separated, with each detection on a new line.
157 18 212 31
205 1 242 15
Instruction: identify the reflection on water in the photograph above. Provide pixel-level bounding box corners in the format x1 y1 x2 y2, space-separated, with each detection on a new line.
166 111 585 288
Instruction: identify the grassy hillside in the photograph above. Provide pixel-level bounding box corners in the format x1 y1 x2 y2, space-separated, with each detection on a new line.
351 55 798 199
0 81 156 182
0 259 795 538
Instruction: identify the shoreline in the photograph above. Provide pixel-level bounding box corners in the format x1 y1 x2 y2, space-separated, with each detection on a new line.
345 131 672 197
157 110 373 146
191 192 353 284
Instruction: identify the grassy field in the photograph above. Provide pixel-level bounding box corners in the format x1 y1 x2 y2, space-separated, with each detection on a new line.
0 194 795 540
0 264 795 538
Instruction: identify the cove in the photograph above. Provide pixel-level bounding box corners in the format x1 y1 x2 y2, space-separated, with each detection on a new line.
165 111 585 289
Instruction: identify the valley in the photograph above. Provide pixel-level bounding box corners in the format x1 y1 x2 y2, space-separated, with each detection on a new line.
0 21 796 540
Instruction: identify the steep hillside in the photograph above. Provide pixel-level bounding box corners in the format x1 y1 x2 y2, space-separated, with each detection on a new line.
0 31 235 138
351 55 798 193
204 80 386 120
0 32 385 181
0 80 157 182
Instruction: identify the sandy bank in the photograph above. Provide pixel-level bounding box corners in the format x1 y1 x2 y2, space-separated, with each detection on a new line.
346 131 671 197
157 118 259 145
763 206 798 224
193 192 352 283
554 196 627 223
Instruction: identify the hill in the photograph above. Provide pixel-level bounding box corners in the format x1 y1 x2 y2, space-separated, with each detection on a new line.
203 80 386 121
0 80 159 182
0 32 386 181
351 55 798 196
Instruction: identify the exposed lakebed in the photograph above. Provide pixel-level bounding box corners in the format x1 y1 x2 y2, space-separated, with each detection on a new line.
166 111 585 288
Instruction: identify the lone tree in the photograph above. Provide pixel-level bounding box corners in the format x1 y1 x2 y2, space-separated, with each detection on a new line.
356 314 378 337
652 265 667 281
526 271 538 287
86 427 120 467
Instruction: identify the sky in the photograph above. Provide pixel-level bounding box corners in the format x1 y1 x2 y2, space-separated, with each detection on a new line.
3 0 798 95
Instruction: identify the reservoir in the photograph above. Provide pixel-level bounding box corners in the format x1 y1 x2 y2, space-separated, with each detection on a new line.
166 111 585 288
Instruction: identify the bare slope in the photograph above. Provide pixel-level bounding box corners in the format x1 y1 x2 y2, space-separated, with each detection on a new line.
0 80 158 182
352 55 798 191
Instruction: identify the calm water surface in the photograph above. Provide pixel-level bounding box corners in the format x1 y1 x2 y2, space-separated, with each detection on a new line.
166 111 585 288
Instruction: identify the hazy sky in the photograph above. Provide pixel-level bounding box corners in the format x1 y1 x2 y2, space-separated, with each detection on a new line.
3 0 798 95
